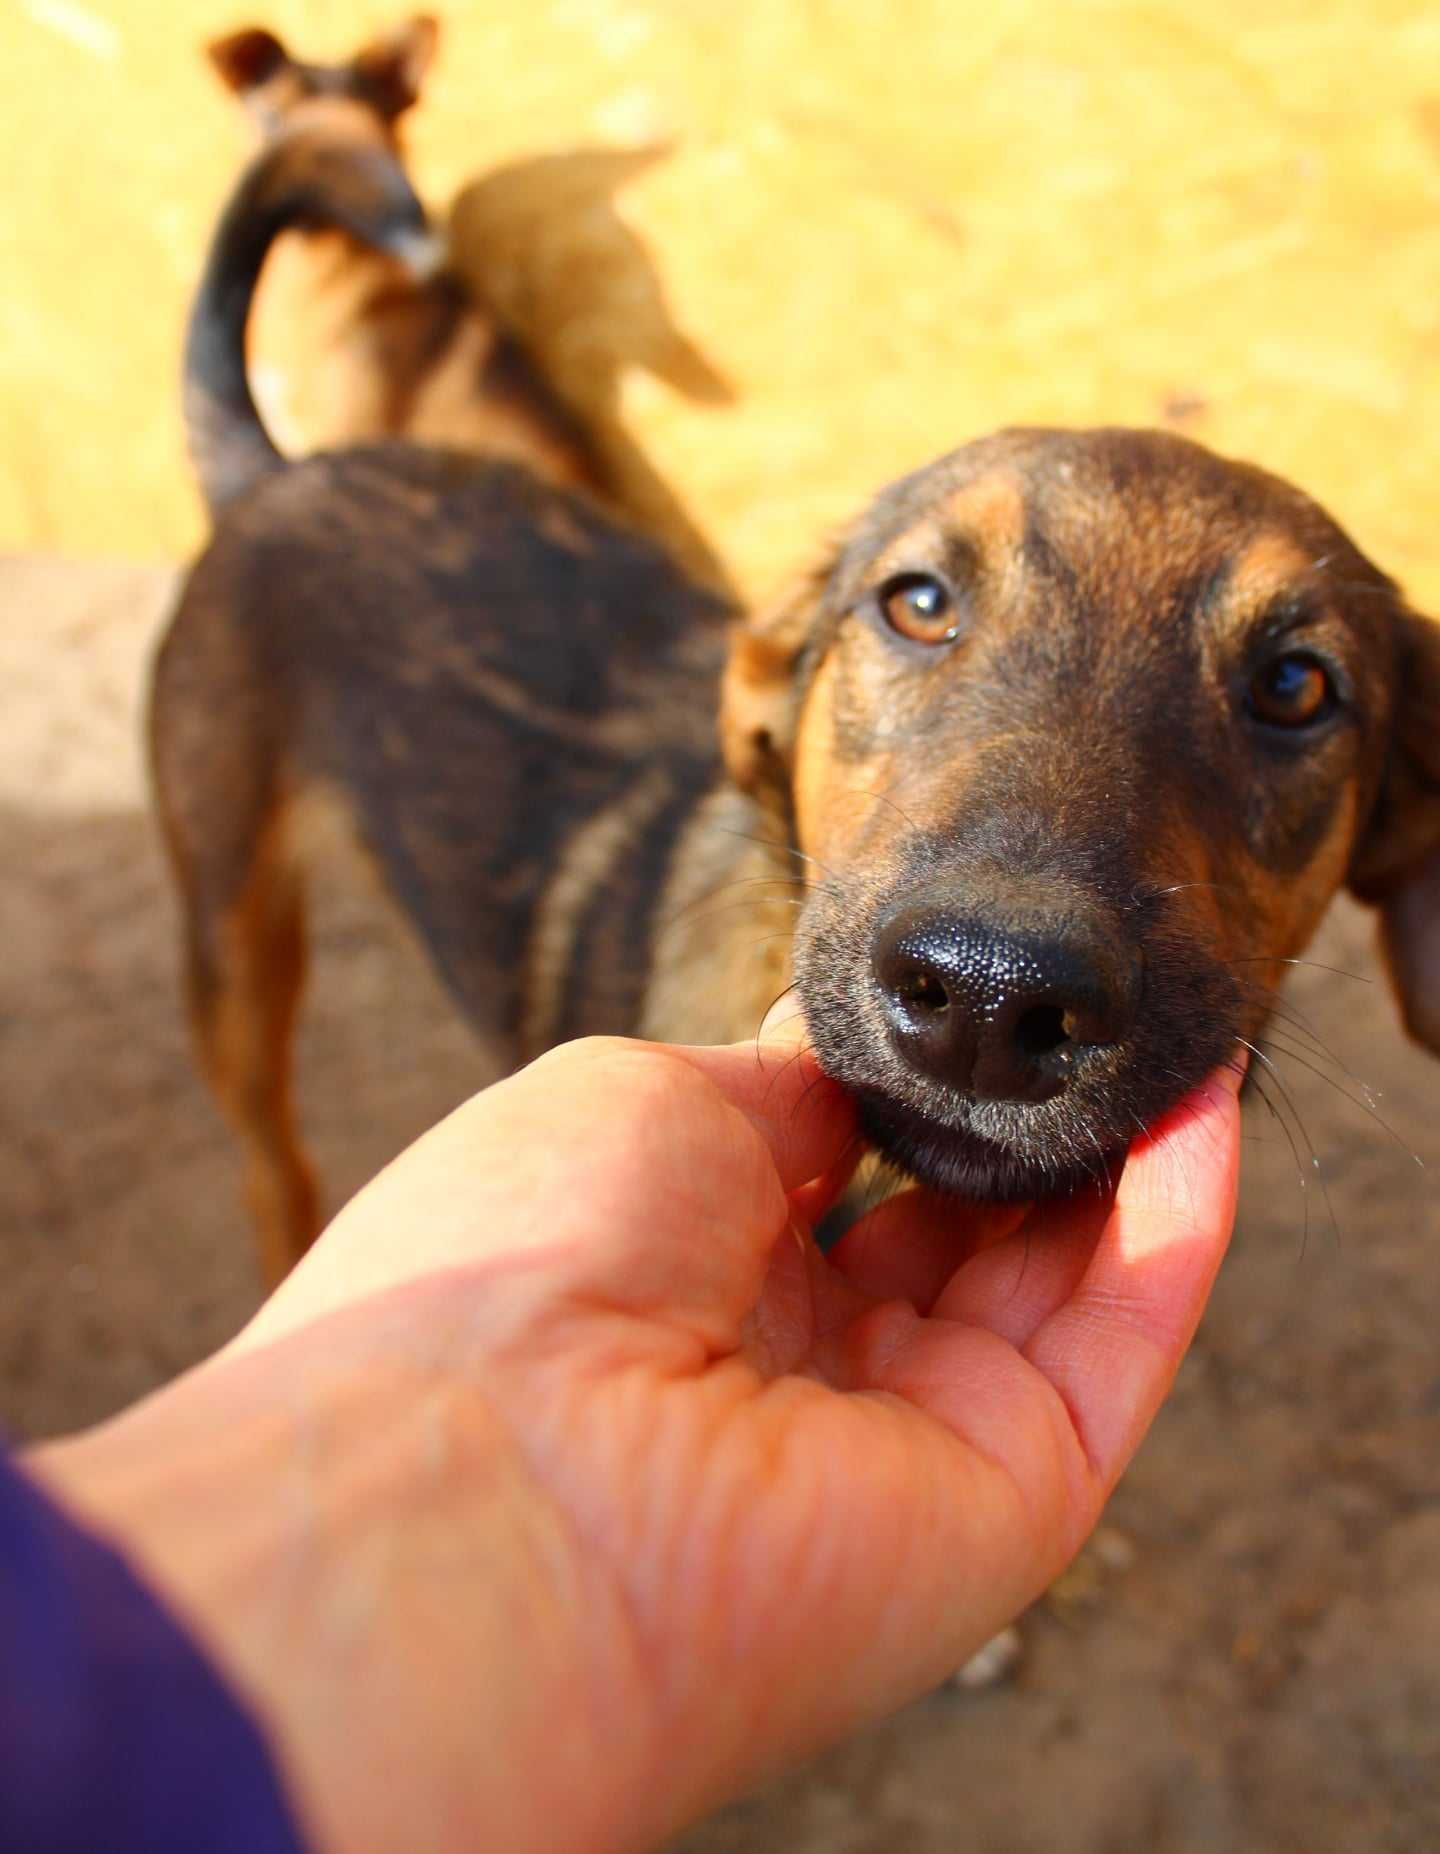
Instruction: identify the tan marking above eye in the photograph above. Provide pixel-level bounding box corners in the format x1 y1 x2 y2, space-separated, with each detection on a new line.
1228 532 1316 602
878 572 959 644
938 472 1026 549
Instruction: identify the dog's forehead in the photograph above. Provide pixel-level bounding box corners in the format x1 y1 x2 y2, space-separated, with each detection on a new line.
831 427 1372 618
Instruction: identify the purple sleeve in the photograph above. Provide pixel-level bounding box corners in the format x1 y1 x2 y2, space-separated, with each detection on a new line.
0 1448 307 1853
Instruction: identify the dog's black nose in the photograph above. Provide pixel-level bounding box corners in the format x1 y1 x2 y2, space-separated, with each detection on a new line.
871 900 1138 1104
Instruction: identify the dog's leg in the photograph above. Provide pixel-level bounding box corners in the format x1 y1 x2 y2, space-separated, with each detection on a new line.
180 822 320 1287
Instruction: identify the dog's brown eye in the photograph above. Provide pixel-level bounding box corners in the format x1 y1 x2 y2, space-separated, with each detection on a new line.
1247 651 1335 728
878 573 957 644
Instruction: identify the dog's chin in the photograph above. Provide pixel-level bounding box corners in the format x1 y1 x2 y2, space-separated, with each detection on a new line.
855 1089 1130 1201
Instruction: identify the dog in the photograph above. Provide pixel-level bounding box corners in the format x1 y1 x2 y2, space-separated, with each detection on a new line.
201 14 602 490
153 165 1440 1284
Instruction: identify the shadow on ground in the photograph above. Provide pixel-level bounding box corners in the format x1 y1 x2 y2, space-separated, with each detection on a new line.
449 142 739 595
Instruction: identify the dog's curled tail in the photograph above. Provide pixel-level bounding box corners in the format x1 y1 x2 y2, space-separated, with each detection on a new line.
182 123 442 516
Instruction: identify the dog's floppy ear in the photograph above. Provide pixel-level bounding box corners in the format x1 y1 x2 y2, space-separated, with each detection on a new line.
1349 608 1440 1055
207 27 289 97
354 15 439 119
720 555 833 807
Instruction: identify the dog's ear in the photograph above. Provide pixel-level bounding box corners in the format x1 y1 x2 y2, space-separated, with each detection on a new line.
1348 609 1440 1055
207 27 289 97
354 15 439 119
720 556 833 807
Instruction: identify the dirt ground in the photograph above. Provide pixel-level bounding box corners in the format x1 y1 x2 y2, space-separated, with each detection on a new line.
5 552 1439 1851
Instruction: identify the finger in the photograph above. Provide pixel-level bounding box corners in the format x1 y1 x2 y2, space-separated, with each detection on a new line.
740 1212 874 1379
708 1063 1245 1760
660 1037 855 1195
787 1135 868 1232
931 1056 1250 1343
830 1187 1029 1312
927 1186 1111 1340
823 1065 1241 1589
243 1036 852 1358
1021 1063 1244 1491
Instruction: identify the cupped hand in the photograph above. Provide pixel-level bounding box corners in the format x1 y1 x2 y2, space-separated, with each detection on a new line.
41 1035 1242 1854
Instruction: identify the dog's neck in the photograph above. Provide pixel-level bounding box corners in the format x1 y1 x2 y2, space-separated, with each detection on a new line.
639 783 801 1048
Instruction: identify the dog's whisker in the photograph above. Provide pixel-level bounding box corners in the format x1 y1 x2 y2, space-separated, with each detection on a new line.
713 825 836 883
666 872 809 914
751 980 800 1066
1242 1064 1317 1259
1005 1215 1038 1306
1232 962 1399 1112
842 783 925 836
1080 1122 1115 1194
758 1037 811 1101
1237 1037 1344 1258
1313 573 1405 605
1257 1032 1424 1168
1237 983 1389 1107
1229 973 1363 1066
1225 955 1373 985
651 890 807 950
775 1062 824 1134
1131 879 1232 904
1236 982 1344 1057
667 887 808 918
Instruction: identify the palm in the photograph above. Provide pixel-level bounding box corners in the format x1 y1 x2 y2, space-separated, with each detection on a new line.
535 1131 1231 1799
247 1034 1240 1845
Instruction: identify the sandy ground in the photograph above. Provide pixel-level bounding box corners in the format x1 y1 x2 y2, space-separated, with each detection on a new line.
5 552 1439 1850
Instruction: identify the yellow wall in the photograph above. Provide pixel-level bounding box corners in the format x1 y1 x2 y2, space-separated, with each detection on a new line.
6 0 1440 605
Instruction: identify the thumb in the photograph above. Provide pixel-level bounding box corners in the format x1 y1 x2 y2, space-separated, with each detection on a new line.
239 1035 852 1358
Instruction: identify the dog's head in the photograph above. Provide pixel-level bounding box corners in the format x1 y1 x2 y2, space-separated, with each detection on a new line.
723 427 1440 1197
207 15 438 139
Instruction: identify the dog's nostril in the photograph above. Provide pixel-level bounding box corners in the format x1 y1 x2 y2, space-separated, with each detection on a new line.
1014 1003 1070 1060
895 967 950 1014
871 898 1141 1106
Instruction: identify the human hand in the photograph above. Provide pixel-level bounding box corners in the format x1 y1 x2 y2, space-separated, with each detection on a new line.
36 1035 1242 1853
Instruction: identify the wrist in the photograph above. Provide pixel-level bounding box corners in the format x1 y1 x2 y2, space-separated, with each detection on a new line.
28 1303 661 1853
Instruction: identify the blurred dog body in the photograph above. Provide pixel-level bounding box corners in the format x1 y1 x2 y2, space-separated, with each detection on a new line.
203 15 601 489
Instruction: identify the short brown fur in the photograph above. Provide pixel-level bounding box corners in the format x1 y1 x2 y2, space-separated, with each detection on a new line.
151 427 1440 1279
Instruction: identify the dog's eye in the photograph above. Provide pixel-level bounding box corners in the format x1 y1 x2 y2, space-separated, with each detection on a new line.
1247 651 1335 729
878 573 958 645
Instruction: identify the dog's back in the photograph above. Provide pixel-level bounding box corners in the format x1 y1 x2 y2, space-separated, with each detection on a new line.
157 445 726 1041
152 444 729 1275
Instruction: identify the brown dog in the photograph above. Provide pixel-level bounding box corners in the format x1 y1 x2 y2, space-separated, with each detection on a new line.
202 15 601 490
152 267 1440 1295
